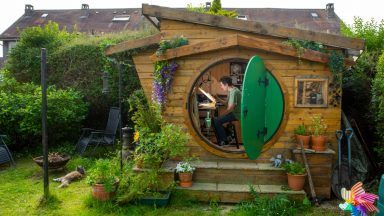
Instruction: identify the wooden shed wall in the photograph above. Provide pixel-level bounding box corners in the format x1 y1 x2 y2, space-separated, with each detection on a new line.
132 19 341 162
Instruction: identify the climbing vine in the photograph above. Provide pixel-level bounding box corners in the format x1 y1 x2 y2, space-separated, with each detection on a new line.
283 38 346 107
152 36 189 108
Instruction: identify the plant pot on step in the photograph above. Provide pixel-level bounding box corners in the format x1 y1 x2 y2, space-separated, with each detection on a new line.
296 135 310 149
311 135 327 151
287 173 307 191
92 181 119 201
178 172 193 188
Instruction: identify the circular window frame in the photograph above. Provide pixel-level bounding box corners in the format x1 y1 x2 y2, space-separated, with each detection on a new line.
183 54 289 159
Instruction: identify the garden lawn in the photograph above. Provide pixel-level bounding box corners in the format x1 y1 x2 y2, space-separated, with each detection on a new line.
0 159 339 216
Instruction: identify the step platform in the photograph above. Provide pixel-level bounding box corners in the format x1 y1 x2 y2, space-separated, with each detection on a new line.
163 160 306 203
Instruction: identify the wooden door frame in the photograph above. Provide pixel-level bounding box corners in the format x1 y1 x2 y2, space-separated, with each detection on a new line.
183 52 290 159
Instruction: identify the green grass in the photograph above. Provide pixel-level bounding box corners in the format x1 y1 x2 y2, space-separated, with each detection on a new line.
0 158 341 216
0 159 220 216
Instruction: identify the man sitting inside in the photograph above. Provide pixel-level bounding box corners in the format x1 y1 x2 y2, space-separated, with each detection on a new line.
213 76 242 146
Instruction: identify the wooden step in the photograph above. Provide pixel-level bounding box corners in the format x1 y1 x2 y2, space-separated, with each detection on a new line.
164 160 287 185
176 182 306 203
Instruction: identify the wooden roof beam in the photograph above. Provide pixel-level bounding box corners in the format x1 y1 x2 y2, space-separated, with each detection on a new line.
105 33 161 56
237 35 355 66
150 34 355 66
142 4 364 50
150 34 239 61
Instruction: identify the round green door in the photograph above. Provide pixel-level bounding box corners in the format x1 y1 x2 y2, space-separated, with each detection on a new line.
241 56 284 160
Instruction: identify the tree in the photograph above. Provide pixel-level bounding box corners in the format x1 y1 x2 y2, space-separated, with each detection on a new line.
5 21 75 83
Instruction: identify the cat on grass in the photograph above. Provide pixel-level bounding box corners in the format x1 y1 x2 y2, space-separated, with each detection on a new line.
53 166 85 188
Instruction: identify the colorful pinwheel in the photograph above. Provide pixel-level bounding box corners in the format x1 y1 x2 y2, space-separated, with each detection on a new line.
339 182 379 216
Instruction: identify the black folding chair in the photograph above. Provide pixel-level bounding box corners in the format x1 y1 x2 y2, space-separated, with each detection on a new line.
0 135 15 166
75 107 120 155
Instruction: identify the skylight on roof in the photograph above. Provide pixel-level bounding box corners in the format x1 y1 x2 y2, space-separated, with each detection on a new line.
112 15 130 22
311 12 319 18
41 13 48 18
237 15 247 20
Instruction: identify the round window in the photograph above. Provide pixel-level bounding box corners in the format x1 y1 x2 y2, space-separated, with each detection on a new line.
187 58 285 156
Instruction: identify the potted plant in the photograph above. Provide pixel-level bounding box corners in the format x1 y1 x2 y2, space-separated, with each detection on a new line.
118 92 189 205
282 161 307 191
86 158 120 201
176 161 195 188
310 115 328 151
294 124 310 149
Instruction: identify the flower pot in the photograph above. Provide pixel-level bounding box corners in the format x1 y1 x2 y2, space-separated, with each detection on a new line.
137 190 171 207
178 172 193 188
287 173 306 191
295 135 310 149
311 135 327 151
91 181 119 201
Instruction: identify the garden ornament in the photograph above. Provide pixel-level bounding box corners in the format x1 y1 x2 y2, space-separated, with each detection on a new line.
339 181 379 216
270 154 283 167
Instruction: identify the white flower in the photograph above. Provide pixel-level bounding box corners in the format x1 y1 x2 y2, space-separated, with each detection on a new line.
175 161 195 173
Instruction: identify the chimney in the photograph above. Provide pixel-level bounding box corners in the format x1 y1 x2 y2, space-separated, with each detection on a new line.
205 2 211 10
25 4 34 17
326 3 335 18
80 4 90 19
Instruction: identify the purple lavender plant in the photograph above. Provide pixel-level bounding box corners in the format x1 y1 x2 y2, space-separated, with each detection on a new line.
152 61 179 107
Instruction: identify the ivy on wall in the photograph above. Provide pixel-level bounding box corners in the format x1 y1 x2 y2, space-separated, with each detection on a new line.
283 38 346 107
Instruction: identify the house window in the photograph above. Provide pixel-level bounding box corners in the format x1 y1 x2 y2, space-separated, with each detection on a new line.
237 15 247 20
112 15 130 22
8 41 17 51
294 77 328 107
310 12 319 18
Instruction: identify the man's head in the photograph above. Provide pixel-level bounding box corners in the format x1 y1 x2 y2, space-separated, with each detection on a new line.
219 76 233 91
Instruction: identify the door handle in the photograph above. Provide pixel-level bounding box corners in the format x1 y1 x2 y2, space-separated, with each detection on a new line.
243 107 248 119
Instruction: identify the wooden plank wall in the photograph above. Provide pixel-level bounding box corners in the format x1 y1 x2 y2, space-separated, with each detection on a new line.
132 19 341 162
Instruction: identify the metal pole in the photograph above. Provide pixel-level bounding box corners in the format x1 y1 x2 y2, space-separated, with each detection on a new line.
41 48 49 198
118 63 123 172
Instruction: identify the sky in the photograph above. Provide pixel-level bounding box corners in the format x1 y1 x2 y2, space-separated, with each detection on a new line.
0 0 383 57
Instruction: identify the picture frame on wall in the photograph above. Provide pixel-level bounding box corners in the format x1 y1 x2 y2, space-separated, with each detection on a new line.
294 76 328 107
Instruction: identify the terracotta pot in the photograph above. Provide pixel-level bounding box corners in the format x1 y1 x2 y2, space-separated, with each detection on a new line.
311 135 327 151
91 181 119 201
178 172 193 188
287 173 306 191
295 135 310 149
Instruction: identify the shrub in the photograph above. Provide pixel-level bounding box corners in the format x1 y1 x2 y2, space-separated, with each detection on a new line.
372 52 384 158
5 21 76 83
0 70 88 148
86 158 120 192
187 0 237 18
229 186 311 216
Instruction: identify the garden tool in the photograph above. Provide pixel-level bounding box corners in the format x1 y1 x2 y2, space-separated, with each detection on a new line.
345 128 354 188
332 128 359 199
332 130 344 199
300 140 320 206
